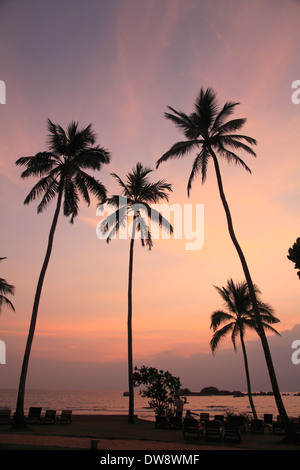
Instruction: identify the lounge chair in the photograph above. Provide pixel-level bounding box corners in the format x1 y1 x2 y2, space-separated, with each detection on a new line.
249 419 264 434
200 412 209 424
214 414 224 423
58 409 72 424
27 407 42 424
224 422 241 442
41 409 56 424
263 413 273 425
228 414 246 432
183 417 203 440
0 409 11 424
290 422 300 434
263 414 273 430
204 420 222 440
271 415 285 434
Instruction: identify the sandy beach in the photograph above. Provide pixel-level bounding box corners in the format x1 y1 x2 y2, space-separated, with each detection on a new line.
0 433 239 450
0 414 298 451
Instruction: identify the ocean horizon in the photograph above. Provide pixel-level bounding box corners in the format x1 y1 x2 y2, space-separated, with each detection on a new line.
0 388 299 421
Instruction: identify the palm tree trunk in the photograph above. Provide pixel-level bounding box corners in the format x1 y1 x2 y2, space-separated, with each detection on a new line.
127 217 137 424
240 333 258 420
14 184 63 427
210 148 288 422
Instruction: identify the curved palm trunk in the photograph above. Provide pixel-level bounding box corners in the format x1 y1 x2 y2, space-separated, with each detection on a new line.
127 217 137 424
240 332 258 420
210 148 288 422
14 183 63 427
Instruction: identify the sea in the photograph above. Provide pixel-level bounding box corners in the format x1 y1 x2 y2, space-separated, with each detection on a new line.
0 389 299 421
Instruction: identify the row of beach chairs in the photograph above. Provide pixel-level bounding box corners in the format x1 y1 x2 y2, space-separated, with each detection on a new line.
182 412 300 442
0 407 72 425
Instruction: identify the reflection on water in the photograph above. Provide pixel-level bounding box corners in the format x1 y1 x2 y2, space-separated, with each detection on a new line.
0 389 299 421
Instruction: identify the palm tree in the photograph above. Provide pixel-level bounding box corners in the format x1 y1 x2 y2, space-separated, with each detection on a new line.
156 87 288 421
14 119 110 426
0 257 15 313
98 162 173 423
210 279 280 420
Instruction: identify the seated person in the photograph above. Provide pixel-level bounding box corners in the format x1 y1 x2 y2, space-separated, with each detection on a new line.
184 410 199 427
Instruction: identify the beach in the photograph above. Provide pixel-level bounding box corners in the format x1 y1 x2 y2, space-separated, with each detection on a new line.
0 414 299 451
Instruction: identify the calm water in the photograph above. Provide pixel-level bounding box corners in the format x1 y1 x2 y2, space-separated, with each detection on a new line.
0 389 299 421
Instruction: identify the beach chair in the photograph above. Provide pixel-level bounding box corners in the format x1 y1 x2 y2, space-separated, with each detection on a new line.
249 419 264 434
289 421 300 434
263 414 273 431
27 407 42 424
58 409 72 424
228 414 246 432
224 422 241 442
0 409 11 424
182 417 203 440
204 420 222 440
272 415 285 434
214 414 224 423
200 412 209 424
41 409 56 424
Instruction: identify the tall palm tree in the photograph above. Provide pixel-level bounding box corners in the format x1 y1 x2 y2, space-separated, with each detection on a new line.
14 119 110 426
0 257 15 313
156 87 288 421
98 162 173 423
210 279 280 420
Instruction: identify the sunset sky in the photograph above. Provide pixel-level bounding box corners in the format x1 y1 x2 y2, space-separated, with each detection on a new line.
0 0 300 392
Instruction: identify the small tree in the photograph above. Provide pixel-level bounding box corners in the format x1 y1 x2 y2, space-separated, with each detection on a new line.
287 238 300 279
133 365 185 416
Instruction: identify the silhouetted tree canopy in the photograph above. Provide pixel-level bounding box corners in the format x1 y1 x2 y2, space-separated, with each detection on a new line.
287 238 300 279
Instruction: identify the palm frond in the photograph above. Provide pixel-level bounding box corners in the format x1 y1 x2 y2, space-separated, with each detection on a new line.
195 87 219 130
187 148 211 195
23 173 59 206
156 140 200 168
210 309 234 331
0 274 15 313
75 169 107 204
47 119 67 155
140 203 174 235
63 176 79 223
210 322 234 353
211 101 239 132
140 180 172 203
0 294 15 312
136 215 153 250
98 206 128 243
73 146 111 169
36 177 60 213
16 152 58 178
216 144 253 173
216 118 247 135
164 106 193 138
217 136 257 157
111 173 132 197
